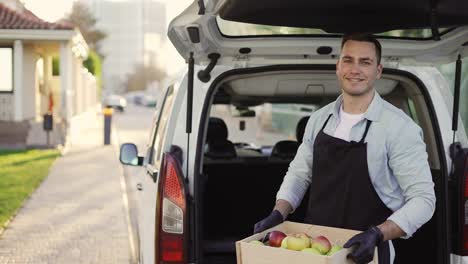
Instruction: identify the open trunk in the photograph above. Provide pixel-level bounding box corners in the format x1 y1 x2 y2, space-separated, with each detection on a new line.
196 66 447 264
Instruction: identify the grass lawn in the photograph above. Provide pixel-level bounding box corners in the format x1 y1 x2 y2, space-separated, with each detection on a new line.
0 149 60 228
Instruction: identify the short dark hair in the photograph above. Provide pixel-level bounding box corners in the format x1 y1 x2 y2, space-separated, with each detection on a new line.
341 33 382 64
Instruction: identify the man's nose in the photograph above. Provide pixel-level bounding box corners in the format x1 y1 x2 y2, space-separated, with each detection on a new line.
349 62 362 73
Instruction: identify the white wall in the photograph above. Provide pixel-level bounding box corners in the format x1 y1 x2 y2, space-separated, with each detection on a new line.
0 94 13 121
22 46 39 120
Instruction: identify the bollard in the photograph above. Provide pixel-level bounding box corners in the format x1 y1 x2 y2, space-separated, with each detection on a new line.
43 113 53 147
103 107 113 145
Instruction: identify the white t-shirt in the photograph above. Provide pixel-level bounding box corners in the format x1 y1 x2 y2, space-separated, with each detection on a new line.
334 106 365 141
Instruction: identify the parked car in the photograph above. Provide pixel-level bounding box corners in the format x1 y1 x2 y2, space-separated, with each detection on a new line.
119 0 468 263
104 94 127 112
141 95 157 107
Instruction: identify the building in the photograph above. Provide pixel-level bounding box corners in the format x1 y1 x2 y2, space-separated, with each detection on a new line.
0 0 96 148
84 0 166 94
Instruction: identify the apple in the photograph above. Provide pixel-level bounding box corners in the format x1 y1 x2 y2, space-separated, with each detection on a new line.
286 236 309 251
294 233 311 248
268 231 287 247
249 240 264 245
311 235 332 254
326 245 343 256
301 247 322 255
281 237 289 248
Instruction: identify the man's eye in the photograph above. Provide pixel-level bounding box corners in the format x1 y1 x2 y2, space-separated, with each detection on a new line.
361 61 371 65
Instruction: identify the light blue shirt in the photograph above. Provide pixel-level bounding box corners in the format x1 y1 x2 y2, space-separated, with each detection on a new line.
276 91 436 239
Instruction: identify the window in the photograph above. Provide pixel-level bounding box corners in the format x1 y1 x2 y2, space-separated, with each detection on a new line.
151 85 175 166
0 47 13 92
210 102 317 147
216 16 451 39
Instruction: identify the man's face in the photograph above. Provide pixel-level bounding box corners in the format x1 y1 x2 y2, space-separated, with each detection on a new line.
336 40 383 97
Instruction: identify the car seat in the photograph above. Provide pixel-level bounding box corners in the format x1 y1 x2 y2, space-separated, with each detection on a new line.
205 117 237 159
270 116 310 159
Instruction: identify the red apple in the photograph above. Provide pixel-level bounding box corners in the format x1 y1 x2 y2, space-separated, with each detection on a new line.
311 235 332 254
268 231 287 247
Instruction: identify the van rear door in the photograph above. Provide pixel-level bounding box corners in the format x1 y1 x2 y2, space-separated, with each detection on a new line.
169 0 468 65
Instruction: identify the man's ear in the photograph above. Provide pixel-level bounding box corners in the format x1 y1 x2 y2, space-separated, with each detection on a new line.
376 64 383 79
335 59 340 76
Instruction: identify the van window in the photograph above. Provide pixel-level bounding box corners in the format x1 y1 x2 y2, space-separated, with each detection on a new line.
210 103 317 148
150 85 175 167
216 16 451 39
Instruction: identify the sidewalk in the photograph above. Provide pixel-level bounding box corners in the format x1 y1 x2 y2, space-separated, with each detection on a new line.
0 111 134 264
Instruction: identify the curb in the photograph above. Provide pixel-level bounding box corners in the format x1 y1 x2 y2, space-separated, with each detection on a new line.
111 122 138 264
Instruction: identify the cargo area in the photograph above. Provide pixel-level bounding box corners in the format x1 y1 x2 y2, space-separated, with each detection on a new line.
196 68 444 264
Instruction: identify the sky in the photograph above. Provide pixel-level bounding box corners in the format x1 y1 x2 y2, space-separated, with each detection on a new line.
22 0 74 22
22 0 192 22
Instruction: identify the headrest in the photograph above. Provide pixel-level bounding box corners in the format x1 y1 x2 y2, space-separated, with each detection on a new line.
270 141 299 159
296 116 310 144
205 140 237 159
205 117 236 159
207 117 228 142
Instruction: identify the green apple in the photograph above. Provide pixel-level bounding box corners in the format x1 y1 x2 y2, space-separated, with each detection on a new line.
301 247 322 255
294 233 311 248
326 245 343 256
286 236 309 251
281 237 289 248
249 240 264 245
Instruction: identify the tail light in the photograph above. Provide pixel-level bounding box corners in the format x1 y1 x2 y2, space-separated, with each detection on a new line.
156 153 187 263
459 152 468 255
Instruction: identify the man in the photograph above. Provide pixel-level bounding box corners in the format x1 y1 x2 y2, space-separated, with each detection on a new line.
254 33 436 264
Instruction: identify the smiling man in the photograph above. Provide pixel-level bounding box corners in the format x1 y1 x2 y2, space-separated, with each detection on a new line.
254 33 436 264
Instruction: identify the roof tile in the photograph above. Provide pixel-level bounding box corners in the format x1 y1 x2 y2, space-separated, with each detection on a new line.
0 3 73 30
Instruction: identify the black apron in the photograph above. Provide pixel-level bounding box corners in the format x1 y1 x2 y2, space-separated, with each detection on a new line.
304 115 392 264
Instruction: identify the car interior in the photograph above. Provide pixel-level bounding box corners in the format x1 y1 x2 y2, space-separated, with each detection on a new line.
199 69 443 264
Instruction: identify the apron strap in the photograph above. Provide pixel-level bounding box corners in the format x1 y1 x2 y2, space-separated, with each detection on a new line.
359 119 372 143
321 114 333 131
378 241 391 264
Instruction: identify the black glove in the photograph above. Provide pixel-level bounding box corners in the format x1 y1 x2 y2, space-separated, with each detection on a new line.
344 226 384 264
253 210 284 234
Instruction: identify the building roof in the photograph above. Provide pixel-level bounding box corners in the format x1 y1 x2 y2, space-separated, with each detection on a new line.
0 3 74 30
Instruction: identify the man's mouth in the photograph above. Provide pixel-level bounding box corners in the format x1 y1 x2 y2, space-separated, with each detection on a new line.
345 77 365 83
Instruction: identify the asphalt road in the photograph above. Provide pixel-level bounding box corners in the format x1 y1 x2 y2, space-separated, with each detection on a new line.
113 103 156 262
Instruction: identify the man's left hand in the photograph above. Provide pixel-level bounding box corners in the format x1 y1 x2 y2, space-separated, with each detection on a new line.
343 226 383 263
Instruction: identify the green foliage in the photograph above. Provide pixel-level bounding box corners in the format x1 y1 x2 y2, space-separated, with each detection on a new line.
52 56 60 76
0 149 60 227
83 50 101 75
83 50 103 96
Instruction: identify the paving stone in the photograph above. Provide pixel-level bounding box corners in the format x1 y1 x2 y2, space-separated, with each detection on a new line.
0 113 133 264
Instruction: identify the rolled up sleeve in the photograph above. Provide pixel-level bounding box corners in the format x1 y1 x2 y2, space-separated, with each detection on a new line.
387 121 436 238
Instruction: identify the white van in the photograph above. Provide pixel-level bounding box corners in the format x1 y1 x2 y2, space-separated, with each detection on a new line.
119 0 468 263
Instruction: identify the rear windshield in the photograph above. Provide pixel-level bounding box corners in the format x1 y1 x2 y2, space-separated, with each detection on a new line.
216 16 451 39
210 103 318 149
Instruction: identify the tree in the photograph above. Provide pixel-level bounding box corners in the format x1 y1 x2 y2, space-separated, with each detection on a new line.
83 50 103 95
124 63 167 92
64 2 106 52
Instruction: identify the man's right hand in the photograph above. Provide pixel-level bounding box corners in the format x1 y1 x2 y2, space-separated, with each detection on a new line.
254 210 284 234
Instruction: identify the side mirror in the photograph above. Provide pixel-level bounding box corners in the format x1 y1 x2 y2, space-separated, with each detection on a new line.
120 143 143 166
